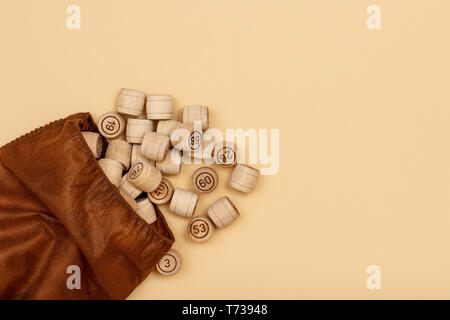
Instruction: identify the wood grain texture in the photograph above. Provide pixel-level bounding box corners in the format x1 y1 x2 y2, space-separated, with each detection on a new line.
207 196 240 229
230 164 260 193
192 166 218 193
127 160 162 192
157 119 180 137
148 177 174 205
213 141 237 167
131 144 155 166
98 112 125 139
140 131 170 161
187 216 214 243
156 249 181 276
146 95 173 119
170 122 202 152
117 88 146 116
126 118 153 144
182 105 209 130
169 188 198 218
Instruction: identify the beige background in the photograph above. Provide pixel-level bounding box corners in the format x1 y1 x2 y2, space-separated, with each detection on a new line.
0 0 449 299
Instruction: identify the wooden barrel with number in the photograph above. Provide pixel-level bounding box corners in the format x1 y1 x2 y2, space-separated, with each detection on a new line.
213 141 237 167
98 112 125 139
187 216 214 242
192 166 218 193
127 160 162 192
156 249 181 276
148 177 174 204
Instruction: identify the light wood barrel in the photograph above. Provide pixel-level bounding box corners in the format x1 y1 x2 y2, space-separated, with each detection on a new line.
192 166 218 193
98 112 125 139
127 160 162 192
230 164 260 193
187 216 214 243
157 120 180 137
140 131 170 161
183 105 209 130
213 141 237 167
117 88 146 116
156 249 181 276
126 118 153 144
131 144 155 166
169 189 198 218
105 139 132 170
146 95 173 120
207 196 240 228
148 177 174 205
170 122 202 152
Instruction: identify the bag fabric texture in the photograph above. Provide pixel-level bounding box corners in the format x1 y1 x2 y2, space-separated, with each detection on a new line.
0 112 175 299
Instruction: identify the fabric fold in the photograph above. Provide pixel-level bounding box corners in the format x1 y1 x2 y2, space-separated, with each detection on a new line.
0 112 174 299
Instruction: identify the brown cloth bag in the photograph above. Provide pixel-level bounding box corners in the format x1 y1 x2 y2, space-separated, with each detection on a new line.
0 112 175 299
